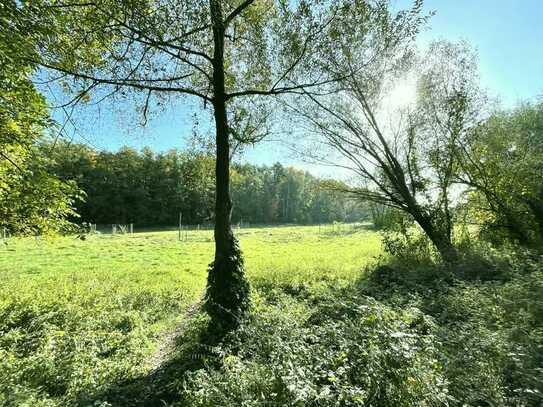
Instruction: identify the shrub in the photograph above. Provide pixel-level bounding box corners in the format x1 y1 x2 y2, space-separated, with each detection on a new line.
177 293 450 406
361 250 543 406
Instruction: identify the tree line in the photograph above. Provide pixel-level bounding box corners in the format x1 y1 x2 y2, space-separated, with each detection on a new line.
41 141 367 227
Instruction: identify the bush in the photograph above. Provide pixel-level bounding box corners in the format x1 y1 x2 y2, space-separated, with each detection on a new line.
0 288 187 406
361 250 543 406
176 293 450 406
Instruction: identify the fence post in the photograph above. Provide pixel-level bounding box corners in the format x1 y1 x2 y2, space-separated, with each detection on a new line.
178 213 182 242
129 223 133 234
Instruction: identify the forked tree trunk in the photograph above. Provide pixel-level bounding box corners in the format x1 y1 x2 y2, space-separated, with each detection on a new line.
204 0 249 332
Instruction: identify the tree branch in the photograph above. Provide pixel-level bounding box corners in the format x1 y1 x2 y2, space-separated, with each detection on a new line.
226 77 344 100
224 0 256 28
36 60 212 102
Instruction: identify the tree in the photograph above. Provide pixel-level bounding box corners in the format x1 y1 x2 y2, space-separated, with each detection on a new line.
292 37 484 262
24 0 398 328
458 102 543 247
0 1 80 235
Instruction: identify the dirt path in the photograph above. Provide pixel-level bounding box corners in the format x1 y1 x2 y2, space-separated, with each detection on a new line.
146 301 202 373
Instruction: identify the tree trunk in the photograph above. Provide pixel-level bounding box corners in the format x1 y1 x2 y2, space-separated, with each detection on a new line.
413 211 458 264
430 233 459 264
204 0 249 332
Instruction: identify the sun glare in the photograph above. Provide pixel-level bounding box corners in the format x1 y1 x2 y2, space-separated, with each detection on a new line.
385 76 418 110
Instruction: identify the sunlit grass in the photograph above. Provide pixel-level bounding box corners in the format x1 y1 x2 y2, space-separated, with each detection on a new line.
1 224 381 300
0 224 382 404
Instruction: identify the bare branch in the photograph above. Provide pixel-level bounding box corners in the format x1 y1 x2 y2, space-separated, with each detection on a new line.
226 76 345 100
36 60 212 102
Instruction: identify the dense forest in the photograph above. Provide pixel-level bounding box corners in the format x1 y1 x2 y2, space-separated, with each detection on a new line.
42 141 366 226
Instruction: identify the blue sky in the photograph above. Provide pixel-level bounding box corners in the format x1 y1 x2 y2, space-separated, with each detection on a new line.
413 0 543 105
52 0 543 169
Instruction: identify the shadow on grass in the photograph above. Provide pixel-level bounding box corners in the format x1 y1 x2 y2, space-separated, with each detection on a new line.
356 250 515 299
76 317 223 407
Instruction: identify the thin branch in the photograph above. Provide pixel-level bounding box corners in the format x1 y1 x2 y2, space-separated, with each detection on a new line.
226 76 345 100
36 60 212 102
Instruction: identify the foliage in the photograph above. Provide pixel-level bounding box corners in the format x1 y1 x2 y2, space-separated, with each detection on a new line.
382 230 436 267
0 1 80 235
179 292 450 406
458 101 543 247
42 141 367 226
204 235 250 333
3 0 543 405
0 293 164 406
369 203 398 230
362 249 543 406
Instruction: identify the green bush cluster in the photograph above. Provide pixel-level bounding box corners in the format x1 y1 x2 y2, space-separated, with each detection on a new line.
177 292 450 406
362 250 543 406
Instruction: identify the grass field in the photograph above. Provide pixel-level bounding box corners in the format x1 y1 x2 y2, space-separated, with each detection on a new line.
2 224 542 406
0 224 382 405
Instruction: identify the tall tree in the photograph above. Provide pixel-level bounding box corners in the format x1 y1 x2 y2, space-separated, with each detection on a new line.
25 0 403 328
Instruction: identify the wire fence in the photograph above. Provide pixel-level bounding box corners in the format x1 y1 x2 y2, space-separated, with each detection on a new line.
86 221 369 240
0 221 370 242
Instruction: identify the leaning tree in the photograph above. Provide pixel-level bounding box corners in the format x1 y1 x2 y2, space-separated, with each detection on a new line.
19 0 427 327
291 37 485 263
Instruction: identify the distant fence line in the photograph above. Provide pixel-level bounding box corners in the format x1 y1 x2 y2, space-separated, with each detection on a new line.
86 221 368 236
0 221 369 240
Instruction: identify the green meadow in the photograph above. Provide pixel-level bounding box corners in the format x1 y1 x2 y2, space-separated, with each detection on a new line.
2 225 542 406
0 224 381 405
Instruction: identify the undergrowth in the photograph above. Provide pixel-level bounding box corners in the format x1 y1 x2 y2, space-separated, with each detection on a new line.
175 291 450 406
1 228 541 406
160 249 543 406
360 249 543 406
